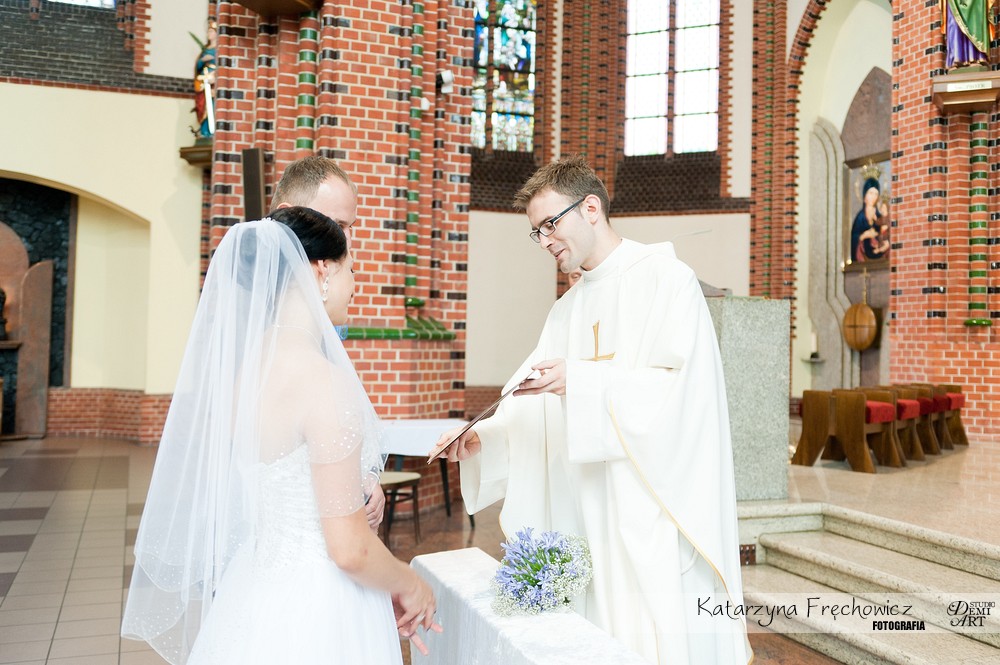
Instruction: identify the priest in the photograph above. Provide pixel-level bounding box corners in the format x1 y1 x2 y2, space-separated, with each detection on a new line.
436 156 752 664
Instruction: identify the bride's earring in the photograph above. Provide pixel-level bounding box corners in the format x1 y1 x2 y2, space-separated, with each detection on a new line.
321 275 329 302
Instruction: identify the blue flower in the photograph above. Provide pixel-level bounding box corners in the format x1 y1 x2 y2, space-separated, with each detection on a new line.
491 528 592 616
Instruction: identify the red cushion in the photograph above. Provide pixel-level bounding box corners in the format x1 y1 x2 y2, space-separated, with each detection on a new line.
946 392 965 410
896 398 920 420
915 397 933 415
865 400 896 424
932 395 949 412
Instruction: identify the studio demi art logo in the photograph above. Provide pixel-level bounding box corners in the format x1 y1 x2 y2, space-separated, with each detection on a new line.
947 600 995 628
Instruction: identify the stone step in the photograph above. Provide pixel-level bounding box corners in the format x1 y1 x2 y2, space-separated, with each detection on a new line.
758 530 1000 647
820 504 1000 582
742 564 1000 665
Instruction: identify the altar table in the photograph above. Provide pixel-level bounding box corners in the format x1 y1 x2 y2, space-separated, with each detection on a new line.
410 548 647 665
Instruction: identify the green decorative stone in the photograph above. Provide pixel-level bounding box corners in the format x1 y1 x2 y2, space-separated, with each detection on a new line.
963 318 993 327
343 316 454 341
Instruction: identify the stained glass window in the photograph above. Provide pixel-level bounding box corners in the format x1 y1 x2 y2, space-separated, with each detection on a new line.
625 0 719 155
472 0 537 152
51 0 115 7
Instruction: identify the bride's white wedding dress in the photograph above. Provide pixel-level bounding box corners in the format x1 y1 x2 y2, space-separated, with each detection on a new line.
187 444 404 665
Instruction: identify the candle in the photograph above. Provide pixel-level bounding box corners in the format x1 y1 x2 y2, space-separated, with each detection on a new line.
810 332 818 354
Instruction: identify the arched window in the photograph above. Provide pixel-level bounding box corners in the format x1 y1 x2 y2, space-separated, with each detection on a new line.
472 0 537 152
625 0 719 156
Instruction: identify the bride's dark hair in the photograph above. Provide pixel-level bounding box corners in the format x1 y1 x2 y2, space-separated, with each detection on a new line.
268 206 347 263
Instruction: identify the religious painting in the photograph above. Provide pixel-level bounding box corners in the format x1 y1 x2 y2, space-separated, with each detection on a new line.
844 153 891 271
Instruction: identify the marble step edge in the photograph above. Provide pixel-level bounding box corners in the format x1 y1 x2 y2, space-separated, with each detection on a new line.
737 502 1000 580
820 504 1000 582
758 536 1000 647
743 565 1000 665
759 530 1000 594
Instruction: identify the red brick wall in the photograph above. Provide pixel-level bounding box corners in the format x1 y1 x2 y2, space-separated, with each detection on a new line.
559 0 626 194
464 385 502 418
888 0 999 438
47 389 171 444
47 388 138 440
751 0 795 306
202 1 472 509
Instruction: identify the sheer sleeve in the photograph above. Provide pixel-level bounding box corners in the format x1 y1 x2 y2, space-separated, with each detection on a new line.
302 366 370 517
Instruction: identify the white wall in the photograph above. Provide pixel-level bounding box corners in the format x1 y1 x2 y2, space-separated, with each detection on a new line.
0 82 204 394
72 199 150 390
613 214 750 296
728 0 753 198
146 0 208 79
465 210 750 386
466 211 557 386
792 0 892 395
787 0 813 57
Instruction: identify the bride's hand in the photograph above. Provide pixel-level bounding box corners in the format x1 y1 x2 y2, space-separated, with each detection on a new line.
393 576 442 655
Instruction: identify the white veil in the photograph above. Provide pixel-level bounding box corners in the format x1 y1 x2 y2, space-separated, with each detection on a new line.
122 220 386 664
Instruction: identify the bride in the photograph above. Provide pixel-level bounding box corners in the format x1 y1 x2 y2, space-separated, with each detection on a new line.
122 208 439 664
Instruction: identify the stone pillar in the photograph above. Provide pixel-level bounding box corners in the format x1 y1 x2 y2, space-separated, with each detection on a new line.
707 296 790 501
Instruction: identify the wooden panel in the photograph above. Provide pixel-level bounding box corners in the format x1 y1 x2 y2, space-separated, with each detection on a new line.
15 261 52 437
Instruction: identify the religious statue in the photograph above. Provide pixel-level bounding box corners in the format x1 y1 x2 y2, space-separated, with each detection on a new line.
0 286 7 341
940 0 997 69
191 20 218 140
850 161 890 264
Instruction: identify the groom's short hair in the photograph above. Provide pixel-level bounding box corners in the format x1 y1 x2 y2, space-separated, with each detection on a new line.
272 156 357 209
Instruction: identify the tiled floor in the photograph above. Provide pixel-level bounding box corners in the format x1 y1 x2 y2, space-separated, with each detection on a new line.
1 430 995 664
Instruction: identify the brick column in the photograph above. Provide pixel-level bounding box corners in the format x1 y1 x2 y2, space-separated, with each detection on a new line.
889 0 999 437
966 113 991 326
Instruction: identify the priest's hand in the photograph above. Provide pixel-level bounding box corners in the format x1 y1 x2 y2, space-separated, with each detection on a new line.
514 359 566 396
365 484 385 532
434 426 482 462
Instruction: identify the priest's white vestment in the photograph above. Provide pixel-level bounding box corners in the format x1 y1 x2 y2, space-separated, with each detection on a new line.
462 239 752 665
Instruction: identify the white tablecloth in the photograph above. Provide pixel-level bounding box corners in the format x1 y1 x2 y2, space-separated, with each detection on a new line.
410 548 647 665
382 418 468 457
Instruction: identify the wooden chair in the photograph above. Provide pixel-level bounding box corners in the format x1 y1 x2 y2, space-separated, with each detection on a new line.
939 384 969 446
840 388 903 469
909 384 954 450
874 385 925 461
380 467 421 546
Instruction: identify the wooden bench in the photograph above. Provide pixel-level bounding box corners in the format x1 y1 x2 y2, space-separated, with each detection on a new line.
793 389 897 473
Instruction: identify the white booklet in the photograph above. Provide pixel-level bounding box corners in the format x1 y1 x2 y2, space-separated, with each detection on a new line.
426 369 541 464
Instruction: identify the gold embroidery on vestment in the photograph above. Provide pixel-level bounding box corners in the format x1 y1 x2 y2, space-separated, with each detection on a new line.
586 321 615 361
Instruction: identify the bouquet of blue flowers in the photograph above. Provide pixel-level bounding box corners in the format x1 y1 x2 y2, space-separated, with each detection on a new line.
491 527 592 616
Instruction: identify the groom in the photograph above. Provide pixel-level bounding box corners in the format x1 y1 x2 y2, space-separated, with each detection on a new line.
437 156 752 664
270 156 384 531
